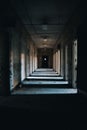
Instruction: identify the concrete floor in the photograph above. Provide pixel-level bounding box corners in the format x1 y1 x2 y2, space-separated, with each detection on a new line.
0 92 87 129
22 81 68 85
26 76 63 80
12 68 75 95
0 69 87 129
30 68 59 76
12 88 77 95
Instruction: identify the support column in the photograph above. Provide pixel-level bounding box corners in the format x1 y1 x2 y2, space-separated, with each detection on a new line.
25 48 29 77
35 48 37 70
53 52 54 70
54 52 56 71
60 43 64 77
29 44 33 75
65 44 68 80
53 51 55 70
21 39 26 81
58 50 60 75
68 42 72 85
72 40 77 88
32 46 35 72
31 45 33 73
56 51 58 73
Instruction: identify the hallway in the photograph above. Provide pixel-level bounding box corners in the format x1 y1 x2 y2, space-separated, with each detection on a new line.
12 68 77 95
0 0 87 128
0 0 84 95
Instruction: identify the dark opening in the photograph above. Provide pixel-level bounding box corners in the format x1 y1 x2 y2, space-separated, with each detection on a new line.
42 55 49 68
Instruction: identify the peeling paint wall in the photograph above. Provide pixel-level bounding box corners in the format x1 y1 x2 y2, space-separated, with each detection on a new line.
9 24 31 89
10 27 21 89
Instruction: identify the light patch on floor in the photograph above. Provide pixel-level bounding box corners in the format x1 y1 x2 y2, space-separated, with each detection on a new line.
35 68 53 71
22 81 68 85
27 76 63 80
31 73 59 76
12 88 77 95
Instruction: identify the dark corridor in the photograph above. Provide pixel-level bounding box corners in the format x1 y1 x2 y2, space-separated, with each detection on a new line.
0 0 87 128
42 56 49 68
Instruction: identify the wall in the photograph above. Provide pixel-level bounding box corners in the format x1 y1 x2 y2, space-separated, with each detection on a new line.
77 17 87 92
10 27 21 89
0 29 10 95
9 23 32 89
64 44 68 80
5 5 31 90
60 43 65 77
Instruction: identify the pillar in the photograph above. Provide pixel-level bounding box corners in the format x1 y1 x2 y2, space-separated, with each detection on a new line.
68 42 72 85
60 43 64 77
35 48 37 70
29 44 33 75
26 47 29 77
53 52 54 70
72 40 77 88
53 51 55 70
21 39 26 80
58 50 60 75
65 44 68 80
56 51 58 73
32 46 35 72
54 51 56 71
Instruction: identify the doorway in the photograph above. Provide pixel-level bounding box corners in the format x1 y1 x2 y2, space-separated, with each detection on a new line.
42 55 49 68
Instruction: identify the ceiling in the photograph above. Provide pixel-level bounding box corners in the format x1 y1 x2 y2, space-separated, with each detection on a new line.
11 0 80 49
